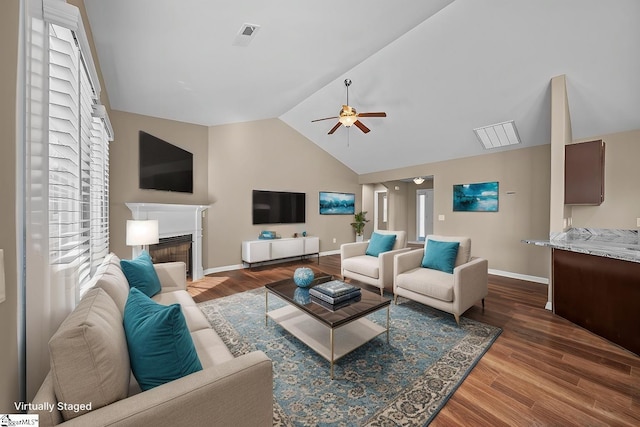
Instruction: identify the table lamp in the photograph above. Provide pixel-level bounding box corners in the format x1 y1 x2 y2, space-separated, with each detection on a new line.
126 220 159 258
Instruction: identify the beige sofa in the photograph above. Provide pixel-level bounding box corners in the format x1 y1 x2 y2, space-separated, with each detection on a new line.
341 230 410 295
30 253 273 426
393 235 488 325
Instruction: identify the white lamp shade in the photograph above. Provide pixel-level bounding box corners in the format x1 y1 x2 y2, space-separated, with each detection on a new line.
126 220 159 246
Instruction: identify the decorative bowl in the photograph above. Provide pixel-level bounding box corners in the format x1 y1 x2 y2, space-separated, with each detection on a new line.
293 267 315 287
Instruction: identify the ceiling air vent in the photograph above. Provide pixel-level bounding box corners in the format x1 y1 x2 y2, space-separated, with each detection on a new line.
232 23 261 47
473 120 522 149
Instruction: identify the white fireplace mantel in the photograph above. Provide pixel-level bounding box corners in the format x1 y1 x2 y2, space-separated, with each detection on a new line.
126 203 210 280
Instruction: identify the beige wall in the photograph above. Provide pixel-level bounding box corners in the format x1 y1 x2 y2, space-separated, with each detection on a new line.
0 0 20 411
109 111 210 260
360 145 552 279
108 112 361 272
570 129 640 229
207 119 360 268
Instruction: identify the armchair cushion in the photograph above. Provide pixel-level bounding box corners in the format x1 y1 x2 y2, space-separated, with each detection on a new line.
426 235 471 267
422 239 460 274
365 232 397 257
123 288 202 391
121 251 162 297
395 267 454 302
342 255 380 279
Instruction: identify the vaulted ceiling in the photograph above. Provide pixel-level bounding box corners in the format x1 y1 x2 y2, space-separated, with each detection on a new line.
84 0 640 174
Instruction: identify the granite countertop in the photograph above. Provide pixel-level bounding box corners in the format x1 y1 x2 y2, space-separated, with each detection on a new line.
523 228 640 264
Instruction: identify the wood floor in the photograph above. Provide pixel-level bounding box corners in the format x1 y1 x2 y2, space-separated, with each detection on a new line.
187 255 640 426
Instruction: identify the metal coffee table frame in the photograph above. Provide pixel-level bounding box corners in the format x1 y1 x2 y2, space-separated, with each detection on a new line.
265 276 390 379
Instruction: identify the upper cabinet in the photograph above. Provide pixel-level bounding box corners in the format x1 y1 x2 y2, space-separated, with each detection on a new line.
565 140 605 205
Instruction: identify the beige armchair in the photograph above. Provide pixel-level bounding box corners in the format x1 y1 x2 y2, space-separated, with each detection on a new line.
341 230 410 295
393 235 488 325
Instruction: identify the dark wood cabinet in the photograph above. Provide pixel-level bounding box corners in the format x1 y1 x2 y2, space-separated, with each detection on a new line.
565 140 605 205
553 249 640 355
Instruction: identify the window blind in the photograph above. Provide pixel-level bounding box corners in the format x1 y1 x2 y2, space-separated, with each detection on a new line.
48 23 110 301
89 114 110 276
24 0 115 400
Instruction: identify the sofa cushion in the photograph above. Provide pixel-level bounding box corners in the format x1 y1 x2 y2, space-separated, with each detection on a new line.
396 268 455 302
48 288 130 421
365 232 397 257
152 290 211 332
121 250 162 297
342 255 380 279
91 253 130 314
422 239 460 274
190 329 235 368
124 288 202 391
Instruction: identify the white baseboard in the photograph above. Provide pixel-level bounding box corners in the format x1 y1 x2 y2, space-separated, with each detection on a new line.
202 250 341 276
488 269 549 285
203 263 245 275
321 249 341 256
204 258 550 285
545 301 553 311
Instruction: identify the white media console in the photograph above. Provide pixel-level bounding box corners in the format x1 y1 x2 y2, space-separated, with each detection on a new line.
242 236 320 267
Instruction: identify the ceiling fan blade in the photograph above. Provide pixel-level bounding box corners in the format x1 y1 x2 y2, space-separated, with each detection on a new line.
357 112 387 118
328 122 342 134
311 116 339 122
353 120 370 134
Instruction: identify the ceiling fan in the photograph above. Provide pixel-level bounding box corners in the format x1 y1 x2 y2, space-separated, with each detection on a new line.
312 79 387 135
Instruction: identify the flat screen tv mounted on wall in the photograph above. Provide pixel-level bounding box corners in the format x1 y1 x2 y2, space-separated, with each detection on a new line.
139 131 193 193
252 190 306 225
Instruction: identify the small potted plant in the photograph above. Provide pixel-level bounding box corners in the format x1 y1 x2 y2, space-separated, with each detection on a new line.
350 211 370 242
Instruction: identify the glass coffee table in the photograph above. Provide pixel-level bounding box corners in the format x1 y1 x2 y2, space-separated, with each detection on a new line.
265 276 390 379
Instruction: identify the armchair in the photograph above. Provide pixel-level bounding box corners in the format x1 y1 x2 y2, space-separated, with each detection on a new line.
341 230 410 295
393 235 488 325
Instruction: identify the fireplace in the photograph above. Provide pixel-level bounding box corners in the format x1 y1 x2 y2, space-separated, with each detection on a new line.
126 203 210 280
149 235 193 278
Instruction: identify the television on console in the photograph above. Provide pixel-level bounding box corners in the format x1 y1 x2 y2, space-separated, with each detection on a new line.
252 190 306 225
139 131 193 193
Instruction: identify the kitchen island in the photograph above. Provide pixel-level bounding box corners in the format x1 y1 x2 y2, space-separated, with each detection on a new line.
524 228 639 356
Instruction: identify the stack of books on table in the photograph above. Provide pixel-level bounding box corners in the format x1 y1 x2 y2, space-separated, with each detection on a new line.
309 280 361 310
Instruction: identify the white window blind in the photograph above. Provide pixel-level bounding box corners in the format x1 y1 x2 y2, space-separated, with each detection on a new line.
48 23 111 301
23 0 115 400
90 113 110 275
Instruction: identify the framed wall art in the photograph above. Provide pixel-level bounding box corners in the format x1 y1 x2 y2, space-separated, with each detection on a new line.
453 181 499 212
319 192 355 215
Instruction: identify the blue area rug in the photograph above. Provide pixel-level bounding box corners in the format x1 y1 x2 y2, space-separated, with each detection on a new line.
198 288 501 426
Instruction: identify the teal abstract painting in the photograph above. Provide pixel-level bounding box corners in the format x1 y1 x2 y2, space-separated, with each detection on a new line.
319 192 355 215
453 181 499 212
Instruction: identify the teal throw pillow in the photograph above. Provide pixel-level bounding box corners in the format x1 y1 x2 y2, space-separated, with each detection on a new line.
421 239 460 274
120 250 162 297
123 288 202 391
365 232 397 257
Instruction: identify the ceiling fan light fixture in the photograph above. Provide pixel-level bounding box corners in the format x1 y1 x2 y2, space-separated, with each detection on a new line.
413 177 425 185
311 79 386 135
474 120 521 149
338 105 357 127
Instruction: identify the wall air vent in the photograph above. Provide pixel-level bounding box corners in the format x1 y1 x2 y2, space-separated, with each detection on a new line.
473 120 522 149
232 23 261 47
